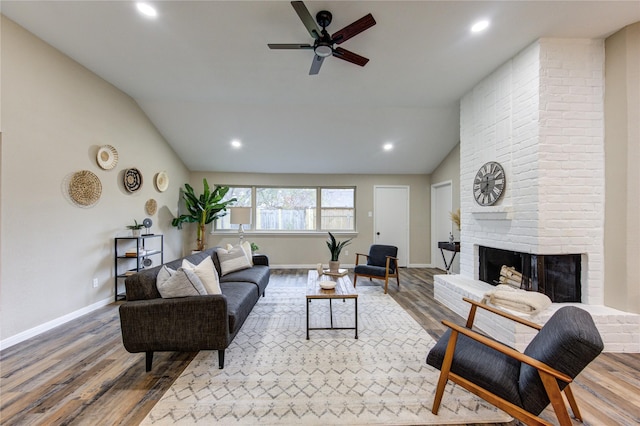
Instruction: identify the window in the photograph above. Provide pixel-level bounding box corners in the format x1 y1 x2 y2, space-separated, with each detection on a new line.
217 186 356 232
321 188 354 231
217 187 252 230
256 188 316 231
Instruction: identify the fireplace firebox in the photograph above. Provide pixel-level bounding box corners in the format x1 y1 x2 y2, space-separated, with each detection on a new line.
478 246 581 303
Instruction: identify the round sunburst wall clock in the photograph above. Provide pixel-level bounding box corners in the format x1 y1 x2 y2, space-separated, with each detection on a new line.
473 161 505 206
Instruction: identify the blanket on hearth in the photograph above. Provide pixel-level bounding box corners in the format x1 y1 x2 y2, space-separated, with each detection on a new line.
482 284 552 315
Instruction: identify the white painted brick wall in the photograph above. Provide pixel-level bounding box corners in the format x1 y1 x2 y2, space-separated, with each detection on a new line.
459 39 605 304
444 38 639 352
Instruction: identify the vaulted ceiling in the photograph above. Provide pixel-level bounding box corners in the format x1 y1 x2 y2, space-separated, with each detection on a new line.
3 1 639 174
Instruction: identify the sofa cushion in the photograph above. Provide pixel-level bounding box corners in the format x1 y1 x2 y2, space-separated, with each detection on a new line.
220 282 260 334
156 266 208 298
220 265 270 296
217 246 252 276
182 256 221 295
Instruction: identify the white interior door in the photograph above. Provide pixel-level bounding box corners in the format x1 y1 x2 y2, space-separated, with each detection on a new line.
373 186 409 267
431 182 453 271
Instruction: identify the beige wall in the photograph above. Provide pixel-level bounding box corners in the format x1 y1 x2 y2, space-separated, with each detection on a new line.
185 172 431 267
430 142 460 237
604 22 640 313
0 16 190 343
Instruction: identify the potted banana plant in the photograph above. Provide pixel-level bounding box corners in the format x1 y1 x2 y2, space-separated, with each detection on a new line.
171 179 237 251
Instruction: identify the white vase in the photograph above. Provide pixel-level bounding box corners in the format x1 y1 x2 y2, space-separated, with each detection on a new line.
132 229 141 237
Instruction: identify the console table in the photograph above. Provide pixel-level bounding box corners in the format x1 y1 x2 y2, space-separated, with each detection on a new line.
438 241 460 273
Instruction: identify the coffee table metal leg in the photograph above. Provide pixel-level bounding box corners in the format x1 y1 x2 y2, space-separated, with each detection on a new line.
329 299 333 328
355 298 358 339
306 298 310 340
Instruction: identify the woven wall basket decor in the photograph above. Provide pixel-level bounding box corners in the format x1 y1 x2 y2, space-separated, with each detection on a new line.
69 170 102 207
145 198 158 215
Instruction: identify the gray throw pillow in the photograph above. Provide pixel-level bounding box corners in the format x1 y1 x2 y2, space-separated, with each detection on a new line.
156 265 207 298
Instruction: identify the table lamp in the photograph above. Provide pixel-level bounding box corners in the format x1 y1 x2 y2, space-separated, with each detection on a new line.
230 207 251 243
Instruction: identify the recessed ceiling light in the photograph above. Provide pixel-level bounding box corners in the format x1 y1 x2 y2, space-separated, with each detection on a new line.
231 139 242 148
471 20 490 33
383 143 394 151
136 2 158 18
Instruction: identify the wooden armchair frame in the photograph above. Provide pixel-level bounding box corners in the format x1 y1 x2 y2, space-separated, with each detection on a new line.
353 251 400 294
432 298 583 426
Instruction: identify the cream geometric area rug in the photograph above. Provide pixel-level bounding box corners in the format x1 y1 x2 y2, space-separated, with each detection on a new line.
142 286 512 425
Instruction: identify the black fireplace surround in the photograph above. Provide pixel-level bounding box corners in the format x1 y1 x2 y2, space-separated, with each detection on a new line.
478 246 581 303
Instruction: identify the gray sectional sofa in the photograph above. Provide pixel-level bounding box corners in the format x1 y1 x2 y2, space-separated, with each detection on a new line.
119 247 270 371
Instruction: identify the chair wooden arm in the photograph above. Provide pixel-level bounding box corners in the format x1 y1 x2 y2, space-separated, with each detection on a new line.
355 252 369 266
441 319 573 383
462 297 543 330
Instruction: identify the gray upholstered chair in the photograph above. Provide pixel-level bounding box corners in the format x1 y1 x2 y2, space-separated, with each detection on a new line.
353 244 399 294
426 298 604 426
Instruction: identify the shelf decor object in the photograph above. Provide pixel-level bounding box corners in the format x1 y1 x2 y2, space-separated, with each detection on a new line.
142 217 153 235
68 170 102 207
124 168 143 192
96 145 118 170
155 171 169 192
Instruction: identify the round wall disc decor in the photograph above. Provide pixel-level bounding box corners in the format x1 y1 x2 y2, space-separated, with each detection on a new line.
69 170 102 206
96 145 118 170
145 199 158 215
155 171 169 192
124 168 143 192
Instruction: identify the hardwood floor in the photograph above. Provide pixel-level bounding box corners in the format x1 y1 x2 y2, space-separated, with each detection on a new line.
1 268 638 425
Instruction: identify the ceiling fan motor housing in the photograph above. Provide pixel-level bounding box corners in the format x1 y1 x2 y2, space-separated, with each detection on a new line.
316 10 332 28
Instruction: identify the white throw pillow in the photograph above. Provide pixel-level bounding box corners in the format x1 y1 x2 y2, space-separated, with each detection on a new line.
156 266 207 298
217 246 252 276
241 241 254 266
182 256 221 295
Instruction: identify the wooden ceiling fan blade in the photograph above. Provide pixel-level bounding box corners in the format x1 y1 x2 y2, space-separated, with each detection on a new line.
309 55 325 75
268 43 313 50
331 13 376 45
332 47 369 67
291 1 321 39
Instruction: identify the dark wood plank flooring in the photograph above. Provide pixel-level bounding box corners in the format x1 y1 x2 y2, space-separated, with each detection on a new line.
1 268 638 425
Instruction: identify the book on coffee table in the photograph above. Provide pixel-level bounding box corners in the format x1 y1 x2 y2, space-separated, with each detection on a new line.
322 268 348 277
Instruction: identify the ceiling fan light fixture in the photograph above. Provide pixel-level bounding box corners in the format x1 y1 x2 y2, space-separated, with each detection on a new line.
315 44 333 57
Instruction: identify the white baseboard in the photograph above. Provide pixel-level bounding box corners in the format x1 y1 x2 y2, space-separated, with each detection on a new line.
0 296 114 350
271 264 433 269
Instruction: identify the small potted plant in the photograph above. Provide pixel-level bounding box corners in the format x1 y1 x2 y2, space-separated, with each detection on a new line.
326 232 353 273
250 242 259 253
126 219 145 237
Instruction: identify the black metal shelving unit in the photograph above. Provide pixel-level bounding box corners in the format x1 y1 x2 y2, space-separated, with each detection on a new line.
114 234 163 301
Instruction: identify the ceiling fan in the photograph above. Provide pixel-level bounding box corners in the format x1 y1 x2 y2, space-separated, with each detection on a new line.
268 1 376 75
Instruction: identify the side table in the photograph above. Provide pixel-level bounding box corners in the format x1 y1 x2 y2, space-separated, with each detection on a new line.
438 241 460 273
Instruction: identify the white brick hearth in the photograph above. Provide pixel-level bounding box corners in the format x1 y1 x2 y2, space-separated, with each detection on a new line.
437 38 639 353
435 274 640 352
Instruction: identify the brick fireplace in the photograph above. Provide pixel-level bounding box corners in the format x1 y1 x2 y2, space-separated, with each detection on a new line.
435 38 639 352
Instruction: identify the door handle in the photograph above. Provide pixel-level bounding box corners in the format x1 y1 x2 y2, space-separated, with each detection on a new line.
376 232 380 235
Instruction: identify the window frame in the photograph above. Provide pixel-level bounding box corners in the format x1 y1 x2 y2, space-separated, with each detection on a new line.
215 185 356 234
